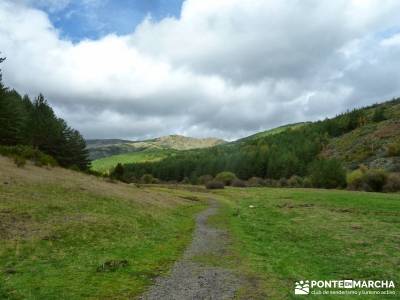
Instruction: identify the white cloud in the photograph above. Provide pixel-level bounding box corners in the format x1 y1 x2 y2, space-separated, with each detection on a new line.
1 0 400 140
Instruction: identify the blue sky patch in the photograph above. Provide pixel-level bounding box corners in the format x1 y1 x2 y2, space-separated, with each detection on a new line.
34 0 184 41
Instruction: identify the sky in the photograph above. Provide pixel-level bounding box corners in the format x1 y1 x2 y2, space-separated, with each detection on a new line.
0 0 400 141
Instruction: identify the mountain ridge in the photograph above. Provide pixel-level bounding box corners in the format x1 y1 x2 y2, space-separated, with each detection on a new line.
87 134 226 160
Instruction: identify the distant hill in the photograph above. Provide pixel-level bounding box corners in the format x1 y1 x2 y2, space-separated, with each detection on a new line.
120 97 400 181
87 135 226 161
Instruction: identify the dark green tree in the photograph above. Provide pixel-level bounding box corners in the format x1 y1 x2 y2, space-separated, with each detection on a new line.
372 107 386 122
309 159 346 189
112 163 125 181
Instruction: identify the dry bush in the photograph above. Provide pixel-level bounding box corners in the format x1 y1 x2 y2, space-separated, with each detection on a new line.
205 180 225 190
247 177 264 187
383 173 400 193
231 179 247 188
287 175 303 187
198 175 213 185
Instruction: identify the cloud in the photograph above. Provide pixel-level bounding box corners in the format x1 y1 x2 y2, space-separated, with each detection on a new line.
1 0 400 140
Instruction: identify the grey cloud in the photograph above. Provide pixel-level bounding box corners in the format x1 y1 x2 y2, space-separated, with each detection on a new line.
1 0 400 140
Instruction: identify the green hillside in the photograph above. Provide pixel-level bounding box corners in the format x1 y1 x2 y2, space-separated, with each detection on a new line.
87 135 226 160
237 122 309 142
322 100 400 170
120 97 400 185
91 149 176 173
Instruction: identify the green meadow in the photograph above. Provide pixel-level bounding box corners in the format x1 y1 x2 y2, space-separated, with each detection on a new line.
0 157 205 299
208 187 400 299
91 149 175 173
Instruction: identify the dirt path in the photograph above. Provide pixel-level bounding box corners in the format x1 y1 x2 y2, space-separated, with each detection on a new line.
140 199 243 300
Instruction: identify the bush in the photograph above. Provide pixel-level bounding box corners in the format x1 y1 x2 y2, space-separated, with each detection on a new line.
302 177 312 188
287 175 303 187
383 173 400 193
35 154 57 167
278 177 288 187
0 145 57 167
347 167 389 192
111 163 125 181
13 155 26 168
181 177 190 184
198 175 213 185
247 177 264 187
215 171 237 186
69 165 81 172
141 174 155 184
309 159 346 189
189 175 198 185
372 107 386 122
205 180 225 189
387 142 400 157
362 169 388 192
347 169 365 190
231 179 247 187
263 178 278 187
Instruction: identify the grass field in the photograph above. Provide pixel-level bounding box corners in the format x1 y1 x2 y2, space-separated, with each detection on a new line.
210 188 400 299
2 155 400 299
91 149 175 173
0 157 205 299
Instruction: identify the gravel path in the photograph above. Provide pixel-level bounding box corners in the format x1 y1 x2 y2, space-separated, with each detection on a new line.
140 199 243 300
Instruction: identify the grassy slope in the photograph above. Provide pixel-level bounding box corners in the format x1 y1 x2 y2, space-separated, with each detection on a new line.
91 149 175 173
238 122 309 142
322 119 400 169
322 101 400 170
210 188 400 299
87 135 226 161
0 157 206 299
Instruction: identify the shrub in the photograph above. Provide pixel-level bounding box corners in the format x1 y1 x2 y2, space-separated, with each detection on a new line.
387 142 400 157
37 154 57 167
372 107 386 122
278 177 288 187
215 171 237 186
347 169 364 190
0 145 57 167
309 159 346 189
263 178 278 187
287 175 303 187
181 177 190 184
247 177 264 187
362 169 388 192
141 174 155 184
189 175 198 185
205 181 225 189
111 163 125 181
69 165 81 172
231 179 247 187
302 177 312 188
13 155 26 168
383 173 400 193
198 175 213 185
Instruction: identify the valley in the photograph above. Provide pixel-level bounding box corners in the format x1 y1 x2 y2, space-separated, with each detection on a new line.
1 156 399 299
